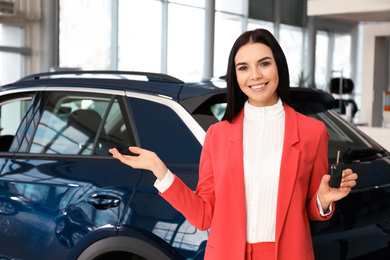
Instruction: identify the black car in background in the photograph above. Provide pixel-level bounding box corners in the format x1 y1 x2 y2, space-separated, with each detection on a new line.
0 71 389 260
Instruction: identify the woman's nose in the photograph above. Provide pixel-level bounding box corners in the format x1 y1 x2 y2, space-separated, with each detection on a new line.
251 68 262 80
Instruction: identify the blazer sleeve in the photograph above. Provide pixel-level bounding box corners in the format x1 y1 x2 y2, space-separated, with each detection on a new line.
160 124 216 231
306 122 335 221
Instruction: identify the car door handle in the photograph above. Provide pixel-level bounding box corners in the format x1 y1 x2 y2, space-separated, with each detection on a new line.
87 194 121 210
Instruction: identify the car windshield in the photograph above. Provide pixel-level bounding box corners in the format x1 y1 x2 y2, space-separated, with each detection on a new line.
305 110 381 163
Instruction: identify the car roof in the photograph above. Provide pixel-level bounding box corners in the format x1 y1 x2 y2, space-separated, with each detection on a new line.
1 71 333 108
1 70 225 101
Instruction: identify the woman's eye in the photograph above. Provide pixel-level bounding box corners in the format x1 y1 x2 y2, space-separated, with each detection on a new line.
237 66 248 71
260 61 271 67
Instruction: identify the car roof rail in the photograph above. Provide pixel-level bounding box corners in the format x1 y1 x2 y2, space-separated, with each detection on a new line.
17 70 184 84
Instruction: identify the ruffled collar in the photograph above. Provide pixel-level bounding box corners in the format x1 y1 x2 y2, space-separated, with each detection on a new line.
244 98 284 121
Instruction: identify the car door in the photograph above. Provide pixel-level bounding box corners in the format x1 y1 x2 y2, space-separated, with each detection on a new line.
0 88 142 260
123 94 209 259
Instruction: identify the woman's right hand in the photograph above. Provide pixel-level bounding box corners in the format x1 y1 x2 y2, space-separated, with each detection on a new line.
109 147 168 180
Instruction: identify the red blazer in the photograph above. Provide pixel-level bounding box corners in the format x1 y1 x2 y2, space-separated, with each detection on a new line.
161 103 334 260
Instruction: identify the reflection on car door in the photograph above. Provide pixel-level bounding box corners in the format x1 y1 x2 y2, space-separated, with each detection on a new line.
126 96 208 259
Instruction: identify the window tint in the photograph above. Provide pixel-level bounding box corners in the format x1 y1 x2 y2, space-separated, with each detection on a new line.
0 94 32 152
129 97 201 164
30 92 135 155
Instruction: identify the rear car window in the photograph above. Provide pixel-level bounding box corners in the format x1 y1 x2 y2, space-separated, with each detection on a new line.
30 91 136 155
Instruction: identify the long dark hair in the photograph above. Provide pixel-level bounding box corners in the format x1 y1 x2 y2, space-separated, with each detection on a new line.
222 29 291 123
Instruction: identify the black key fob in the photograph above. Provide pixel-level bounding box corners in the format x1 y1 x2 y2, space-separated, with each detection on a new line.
329 151 342 189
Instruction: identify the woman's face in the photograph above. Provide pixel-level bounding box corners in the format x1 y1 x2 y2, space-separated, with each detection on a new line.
234 42 279 107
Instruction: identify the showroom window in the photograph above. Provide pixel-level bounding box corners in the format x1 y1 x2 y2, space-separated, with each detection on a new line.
214 12 243 78
169 0 204 8
247 19 274 34
167 3 204 81
58 0 354 92
314 31 352 91
279 24 304 86
60 0 206 81
315 30 330 90
216 0 245 15
214 0 247 78
59 0 112 70
118 0 162 73
0 24 25 85
332 33 352 79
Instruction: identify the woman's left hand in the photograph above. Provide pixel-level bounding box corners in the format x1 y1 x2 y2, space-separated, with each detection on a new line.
317 169 358 212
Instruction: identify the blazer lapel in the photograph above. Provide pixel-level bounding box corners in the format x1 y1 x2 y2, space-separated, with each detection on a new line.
227 109 247 231
275 104 300 243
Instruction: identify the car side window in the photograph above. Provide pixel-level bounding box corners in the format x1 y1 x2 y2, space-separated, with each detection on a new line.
30 91 136 155
96 96 137 155
0 94 33 152
129 97 202 164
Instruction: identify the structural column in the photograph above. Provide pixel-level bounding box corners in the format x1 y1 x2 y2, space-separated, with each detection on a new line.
203 0 215 80
40 0 59 71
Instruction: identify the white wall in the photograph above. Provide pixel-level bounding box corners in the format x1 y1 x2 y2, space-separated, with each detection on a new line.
359 23 390 126
307 0 390 21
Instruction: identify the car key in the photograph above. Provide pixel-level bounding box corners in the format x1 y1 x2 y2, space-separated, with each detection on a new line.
329 151 342 189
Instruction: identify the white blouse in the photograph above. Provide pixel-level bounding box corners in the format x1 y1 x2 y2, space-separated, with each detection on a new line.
243 99 284 243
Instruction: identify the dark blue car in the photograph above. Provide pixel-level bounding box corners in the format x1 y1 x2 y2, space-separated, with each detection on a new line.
0 71 389 260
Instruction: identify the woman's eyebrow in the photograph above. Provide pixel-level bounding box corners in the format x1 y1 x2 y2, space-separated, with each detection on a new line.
235 56 272 67
235 62 247 67
258 56 272 63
